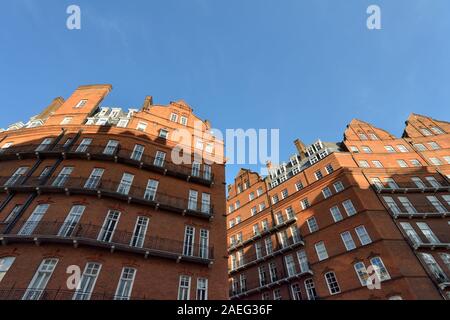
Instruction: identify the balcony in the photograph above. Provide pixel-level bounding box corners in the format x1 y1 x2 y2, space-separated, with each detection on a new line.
0 220 214 265
229 268 313 299
373 182 450 194
228 216 298 252
0 288 149 300
413 241 450 250
0 176 214 220
0 144 214 186
229 236 304 274
387 205 450 219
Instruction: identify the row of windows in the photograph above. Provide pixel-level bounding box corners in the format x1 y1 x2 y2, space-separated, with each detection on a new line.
349 143 411 154
74 99 191 127
306 199 357 233
230 226 302 270
398 220 449 246
358 156 450 168
3 204 210 259
314 225 371 261
1 134 215 163
261 278 318 300
0 257 209 300
270 163 334 189
249 256 389 299
229 208 297 247
228 186 264 215
372 176 443 189
383 195 450 215
6 166 212 214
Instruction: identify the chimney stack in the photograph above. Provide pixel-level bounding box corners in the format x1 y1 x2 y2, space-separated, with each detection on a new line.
294 139 307 157
142 96 153 111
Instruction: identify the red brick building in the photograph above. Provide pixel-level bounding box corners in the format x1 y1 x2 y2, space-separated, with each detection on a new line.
227 114 450 300
0 84 228 300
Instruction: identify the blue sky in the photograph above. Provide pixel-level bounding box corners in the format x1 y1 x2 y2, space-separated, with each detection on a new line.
0 0 449 184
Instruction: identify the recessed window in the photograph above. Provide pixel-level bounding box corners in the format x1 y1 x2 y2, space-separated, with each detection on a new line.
314 170 323 180
315 241 328 261
397 160 408 168
358 160 369 168
325 272 340 294
429 157 442 166
361 146 372 153
136 122 147 132
159 129 169 139
307 217 319 233
170 113 178 122
372 160 383 168
0 257 16 282
414 143 426 151
60 117 72 125
397 144 408 153
300 198 310 210
330 206 343 222
322 187 332 199
74 99 87 109
427 142 440 150
333 181 344 192
340 231 356 251
117 119 129 128
349 146 359 153
430 126 444 134
384 145 395 153
342 200 357 216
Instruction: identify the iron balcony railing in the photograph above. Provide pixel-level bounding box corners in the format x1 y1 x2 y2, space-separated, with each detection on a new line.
0 143 214 186
385 205 450 219
1 220 214 264
0 288 150 300
228 216 298 252
229 268 313 299
228 234 304 274
0 176 214 220
372 182 450 194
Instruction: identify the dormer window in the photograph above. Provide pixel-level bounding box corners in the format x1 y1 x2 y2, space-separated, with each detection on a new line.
74 100 87 109
110 109 121 118
98 108 109 117
170 113 178 122
159 129 169 139
27 120 43 128
96 118 108 126
117 119 129 128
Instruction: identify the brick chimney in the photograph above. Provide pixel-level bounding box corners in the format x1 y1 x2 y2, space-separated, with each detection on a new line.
294 139 307 157
142 96 153 111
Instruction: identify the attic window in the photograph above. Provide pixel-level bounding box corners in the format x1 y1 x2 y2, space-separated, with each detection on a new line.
74 99 87 109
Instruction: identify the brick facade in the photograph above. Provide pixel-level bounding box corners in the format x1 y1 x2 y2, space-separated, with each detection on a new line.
0 85 228 300
227 114 450 300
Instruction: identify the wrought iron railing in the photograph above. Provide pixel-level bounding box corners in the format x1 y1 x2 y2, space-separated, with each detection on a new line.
0 143 215 186
228 235 304 274
229 268 313 299
0 288 149 300
0 176 214 219
228 216 298 252
1 220 214 262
